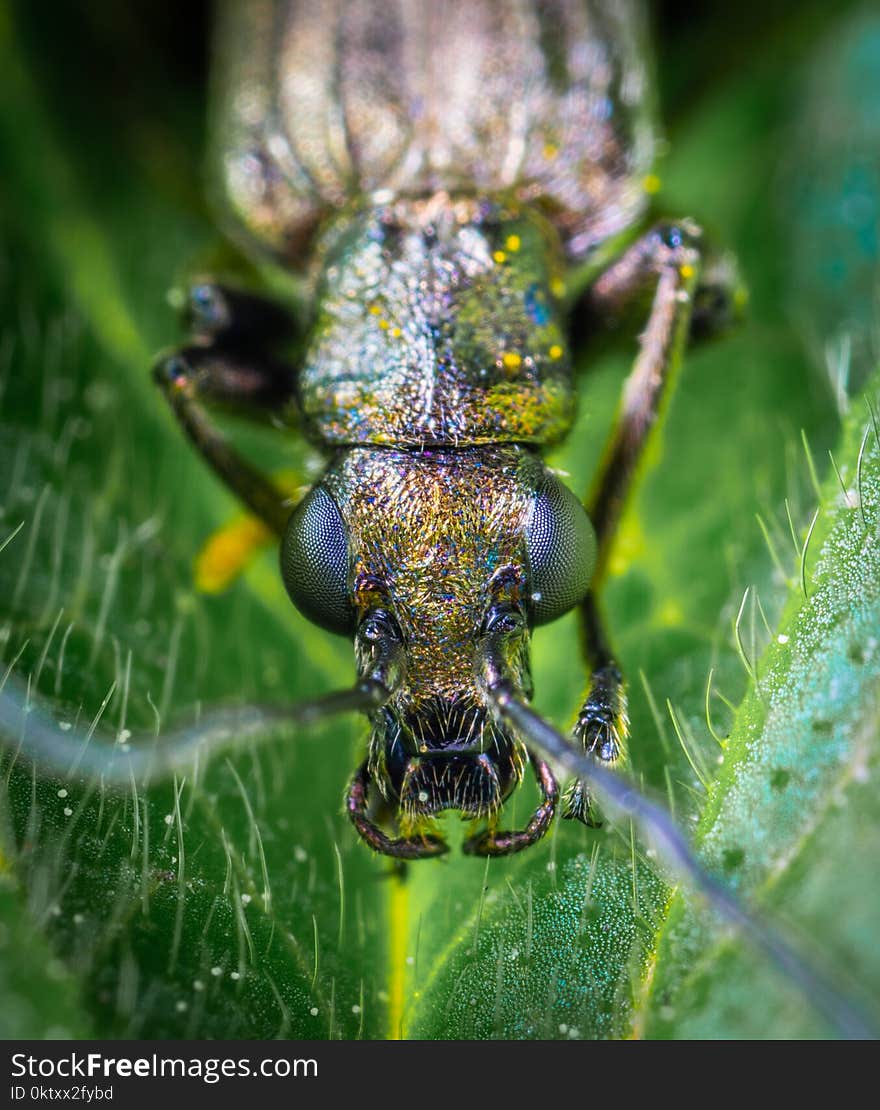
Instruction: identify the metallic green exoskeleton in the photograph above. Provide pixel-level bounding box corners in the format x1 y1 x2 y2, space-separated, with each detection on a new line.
154 0 737 857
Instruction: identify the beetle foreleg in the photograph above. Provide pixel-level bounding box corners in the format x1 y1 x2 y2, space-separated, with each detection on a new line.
575 225 742 350
156 343 297 418
152 280 304 536
166 281 299 418
346 762 449 860
563 593 629 824
566 222 706 822
462 754 558 857
481 678 873 1041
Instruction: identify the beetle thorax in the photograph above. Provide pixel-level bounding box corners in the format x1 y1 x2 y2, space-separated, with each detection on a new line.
299 197 576 449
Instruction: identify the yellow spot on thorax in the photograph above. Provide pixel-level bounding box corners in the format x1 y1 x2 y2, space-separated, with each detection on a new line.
643 173 662 195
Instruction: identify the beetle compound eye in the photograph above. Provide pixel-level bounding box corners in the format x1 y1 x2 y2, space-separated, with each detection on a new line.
525 476 596 626
280 487 355 635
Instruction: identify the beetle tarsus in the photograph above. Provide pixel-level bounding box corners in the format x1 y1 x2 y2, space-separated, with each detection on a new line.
561 778 602 827
563 663 628 826
573 664 627 762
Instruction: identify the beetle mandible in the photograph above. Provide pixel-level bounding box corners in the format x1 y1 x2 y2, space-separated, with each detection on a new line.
149 0 738 859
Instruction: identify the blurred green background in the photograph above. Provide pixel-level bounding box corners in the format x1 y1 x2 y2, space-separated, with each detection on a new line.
0 0 878 1039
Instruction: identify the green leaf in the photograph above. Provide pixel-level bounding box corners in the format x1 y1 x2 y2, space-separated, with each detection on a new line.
641 376 880 1037
1 2 876 1041
0 863 93 1039
634 7 880 1037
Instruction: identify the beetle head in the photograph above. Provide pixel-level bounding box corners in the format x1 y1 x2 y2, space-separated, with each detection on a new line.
280 445 595 847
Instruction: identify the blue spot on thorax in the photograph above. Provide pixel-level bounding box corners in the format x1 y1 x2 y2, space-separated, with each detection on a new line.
525 284 551 326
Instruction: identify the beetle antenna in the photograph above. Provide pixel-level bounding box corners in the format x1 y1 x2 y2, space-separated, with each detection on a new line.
478 625 874 1040
489 682 875 1039
0 672 392 788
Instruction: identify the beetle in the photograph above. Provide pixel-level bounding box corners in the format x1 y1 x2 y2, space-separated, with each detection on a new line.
143 0 739 858
1 0 874 1039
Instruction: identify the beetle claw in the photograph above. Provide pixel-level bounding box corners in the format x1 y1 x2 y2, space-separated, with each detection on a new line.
563 665 629 826
561 778 602 827
573 664 628 763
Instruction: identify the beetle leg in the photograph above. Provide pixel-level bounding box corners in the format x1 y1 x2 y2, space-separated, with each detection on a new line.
168 281 300 418
347 762 449 859
462 755 558 856
154 342 297 426
564 594 628 824
574 226 743 352
583 220 703 562
565 221 707 823
151 279 304 536
184 281 298 348
153 348 295 536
